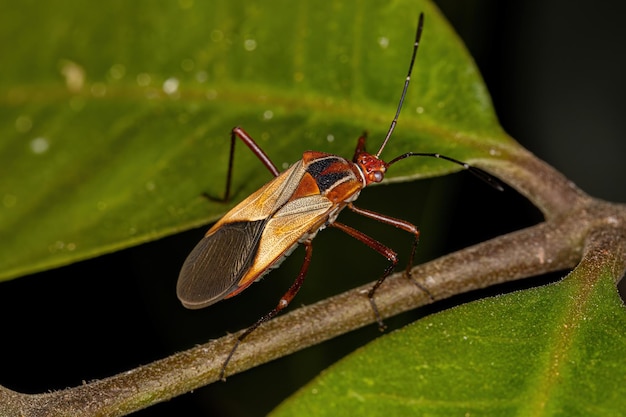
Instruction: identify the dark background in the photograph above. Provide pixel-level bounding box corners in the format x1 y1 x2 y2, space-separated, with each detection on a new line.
2 1 625 416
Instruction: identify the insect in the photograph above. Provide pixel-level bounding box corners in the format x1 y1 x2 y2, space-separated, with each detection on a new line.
177 13 500 379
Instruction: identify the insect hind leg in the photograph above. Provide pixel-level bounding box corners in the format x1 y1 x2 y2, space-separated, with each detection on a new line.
219 240 313 380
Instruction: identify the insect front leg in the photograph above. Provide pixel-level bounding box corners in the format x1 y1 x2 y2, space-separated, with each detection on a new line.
210 127 281 202
351 131 368 160
332 205 432 328
220 240 314 380
330 221 399 331
346 203 432 297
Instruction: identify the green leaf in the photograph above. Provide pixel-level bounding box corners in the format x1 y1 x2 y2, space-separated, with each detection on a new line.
0 0 516 281
271 267 626 416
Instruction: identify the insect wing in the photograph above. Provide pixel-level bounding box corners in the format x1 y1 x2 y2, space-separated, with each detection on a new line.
177 160 333 308
212 160 306 225
177 219 268 309
235 194 333 290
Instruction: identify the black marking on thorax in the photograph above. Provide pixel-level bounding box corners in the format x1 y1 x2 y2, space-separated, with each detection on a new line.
306 156 353 193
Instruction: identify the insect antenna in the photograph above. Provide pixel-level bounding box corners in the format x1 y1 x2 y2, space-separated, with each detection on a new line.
374 12 502 192
387 151 504 191
375 13 425 158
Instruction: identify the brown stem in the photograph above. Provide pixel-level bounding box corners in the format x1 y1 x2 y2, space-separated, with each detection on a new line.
4 136 626 416
5 205 616 416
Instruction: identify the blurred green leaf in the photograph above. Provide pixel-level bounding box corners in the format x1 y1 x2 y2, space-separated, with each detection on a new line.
0 0 516 280
272 266 626 416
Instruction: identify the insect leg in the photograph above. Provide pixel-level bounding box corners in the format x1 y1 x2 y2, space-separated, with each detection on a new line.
212 127 282 202
346 203 433 299
330 221 399 330
352 131 368 160
220 240 314 380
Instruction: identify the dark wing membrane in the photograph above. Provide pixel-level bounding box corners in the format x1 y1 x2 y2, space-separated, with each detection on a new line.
176 219 267 309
